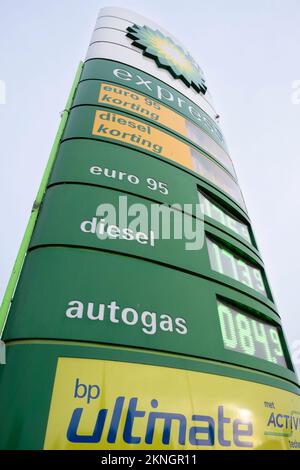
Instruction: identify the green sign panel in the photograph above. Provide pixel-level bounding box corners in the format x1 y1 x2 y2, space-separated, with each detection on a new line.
3 247 292 381
49 139 199 207
31 183 205 270
61 105 245 210
29 183 270 304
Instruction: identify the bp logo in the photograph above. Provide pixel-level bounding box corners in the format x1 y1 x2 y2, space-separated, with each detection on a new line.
126 24 207 95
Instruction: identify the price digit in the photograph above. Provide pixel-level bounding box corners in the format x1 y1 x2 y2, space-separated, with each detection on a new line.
236 313 255 355
251 319 272 362
252 269 266 294
203 196 212 218
240 225 251 243
237 260 253 289
207 240 224 274
221 248 239 280
269 328 284 363
218 303 237 349
211 203 226 226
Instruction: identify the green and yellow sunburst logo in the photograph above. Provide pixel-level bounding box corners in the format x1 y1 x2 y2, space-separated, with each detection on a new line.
127 24 207 94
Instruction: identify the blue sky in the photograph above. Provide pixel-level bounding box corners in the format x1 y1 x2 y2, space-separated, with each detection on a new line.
1 0 300 373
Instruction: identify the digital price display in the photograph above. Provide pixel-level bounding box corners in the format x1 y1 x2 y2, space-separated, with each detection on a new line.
207 238 267 296
199 191 251 244
191 149 245 210
217 301 287 367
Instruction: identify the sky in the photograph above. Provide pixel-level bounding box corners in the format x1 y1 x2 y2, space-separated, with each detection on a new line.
1 0 300 374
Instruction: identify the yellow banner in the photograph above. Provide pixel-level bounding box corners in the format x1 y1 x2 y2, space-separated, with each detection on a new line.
98 82 187 135
44 358 300 450
92 110 193 170
97 83 235 179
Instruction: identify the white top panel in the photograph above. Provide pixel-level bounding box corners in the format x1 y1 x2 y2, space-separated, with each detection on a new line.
90 28 138 52
85 7 218 120
94 16 133 32
97 7 188 51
